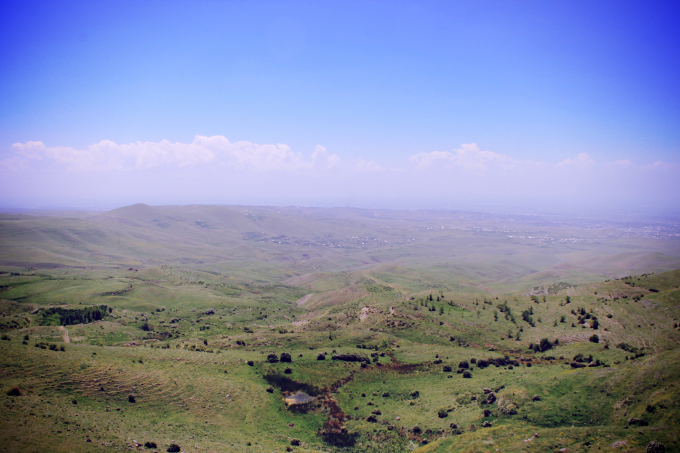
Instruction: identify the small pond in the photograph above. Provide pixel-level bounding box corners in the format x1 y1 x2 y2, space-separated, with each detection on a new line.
285 391 315 405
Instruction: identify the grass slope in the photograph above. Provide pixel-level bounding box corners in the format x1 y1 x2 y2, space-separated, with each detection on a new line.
1 205 679 452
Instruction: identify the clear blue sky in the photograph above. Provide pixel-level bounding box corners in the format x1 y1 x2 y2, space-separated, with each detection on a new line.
1 0 679 212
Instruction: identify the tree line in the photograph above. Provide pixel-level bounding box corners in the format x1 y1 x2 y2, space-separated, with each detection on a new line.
38 305 111 326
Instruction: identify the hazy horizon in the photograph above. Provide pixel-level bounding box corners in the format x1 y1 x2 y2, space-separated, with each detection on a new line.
2 201 680 225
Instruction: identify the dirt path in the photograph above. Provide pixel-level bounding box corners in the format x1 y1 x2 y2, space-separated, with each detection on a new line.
59 326 70 343
296 294 313 306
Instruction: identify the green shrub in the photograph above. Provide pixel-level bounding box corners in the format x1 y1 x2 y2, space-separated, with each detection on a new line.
617 343 639 354
533 338 553 353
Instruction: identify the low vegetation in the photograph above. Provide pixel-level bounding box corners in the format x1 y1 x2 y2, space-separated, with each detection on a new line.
0 205 678 452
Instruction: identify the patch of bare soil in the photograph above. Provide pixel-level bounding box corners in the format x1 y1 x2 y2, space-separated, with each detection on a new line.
296 294 313 306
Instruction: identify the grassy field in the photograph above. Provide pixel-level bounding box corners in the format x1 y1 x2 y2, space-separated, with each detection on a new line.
1 205 679 452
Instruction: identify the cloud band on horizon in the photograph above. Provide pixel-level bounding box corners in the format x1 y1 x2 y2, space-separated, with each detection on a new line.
1 136 678 212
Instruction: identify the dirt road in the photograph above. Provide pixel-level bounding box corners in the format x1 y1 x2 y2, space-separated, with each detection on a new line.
296 294 313 306
59 326 70 344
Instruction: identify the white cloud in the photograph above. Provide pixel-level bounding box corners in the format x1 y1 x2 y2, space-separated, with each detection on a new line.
9 135 333 172
409 143 514 171
12 141 44 160
311 145 340 169
0 157 30 172
11 140 125 171
3 136 679 211
7 136 678 190
409 150 452 170
354 158 385 172
559 152 595 167
116 138 215 169
642 161 678 170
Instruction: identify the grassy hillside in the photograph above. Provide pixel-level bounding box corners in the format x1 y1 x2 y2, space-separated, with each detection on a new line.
1 205 679 452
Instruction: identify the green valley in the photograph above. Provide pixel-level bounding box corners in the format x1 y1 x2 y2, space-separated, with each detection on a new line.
1 204 679 452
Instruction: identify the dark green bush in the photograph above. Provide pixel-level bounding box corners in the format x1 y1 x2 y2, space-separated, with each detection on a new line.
533 338 553 353
6 386 22 396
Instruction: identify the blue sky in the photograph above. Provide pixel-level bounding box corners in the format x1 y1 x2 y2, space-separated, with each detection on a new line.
1 0 679 213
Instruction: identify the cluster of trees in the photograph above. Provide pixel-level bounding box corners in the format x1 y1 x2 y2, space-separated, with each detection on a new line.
425 293 445 302
529 338 557 353
521 307 535 327
572 307 599 329
356 340 390 350
530 295 548 303
419 298 445 314
38 305 110 326
263 352 292 363
35 341 65 351
497 301 516 323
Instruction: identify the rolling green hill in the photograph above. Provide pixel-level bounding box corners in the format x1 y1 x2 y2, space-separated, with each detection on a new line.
1 205 679 452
